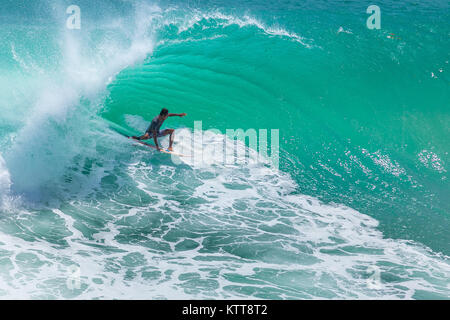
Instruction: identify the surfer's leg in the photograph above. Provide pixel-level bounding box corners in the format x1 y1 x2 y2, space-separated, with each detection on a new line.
159 129 175 151
168 129 175 151
133 133 150 140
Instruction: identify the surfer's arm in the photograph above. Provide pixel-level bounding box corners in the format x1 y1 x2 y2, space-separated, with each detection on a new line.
168 113 187 117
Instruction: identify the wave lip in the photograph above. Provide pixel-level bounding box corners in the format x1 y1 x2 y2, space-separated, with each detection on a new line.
173 10 314 48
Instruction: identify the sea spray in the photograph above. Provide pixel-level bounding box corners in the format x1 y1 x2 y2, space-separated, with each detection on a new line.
3 4 159 198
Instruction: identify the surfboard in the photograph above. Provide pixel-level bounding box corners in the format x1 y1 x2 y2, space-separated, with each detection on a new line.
119 132 189 157
107 124 189 157
128 136 189 156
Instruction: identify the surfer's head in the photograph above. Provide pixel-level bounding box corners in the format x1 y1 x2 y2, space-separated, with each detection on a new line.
160 108 169 119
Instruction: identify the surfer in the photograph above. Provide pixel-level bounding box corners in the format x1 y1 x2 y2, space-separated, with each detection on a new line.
132 108 187 152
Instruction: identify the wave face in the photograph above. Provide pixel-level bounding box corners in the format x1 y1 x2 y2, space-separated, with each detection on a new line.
0 0 449 299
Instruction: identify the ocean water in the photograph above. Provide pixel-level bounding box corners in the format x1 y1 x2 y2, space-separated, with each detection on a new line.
0 0 449 299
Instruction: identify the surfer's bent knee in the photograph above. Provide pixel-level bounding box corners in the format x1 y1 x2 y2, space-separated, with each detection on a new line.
163 129 174 135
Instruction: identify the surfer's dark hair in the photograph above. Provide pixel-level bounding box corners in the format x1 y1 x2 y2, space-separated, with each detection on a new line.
160 108 169 116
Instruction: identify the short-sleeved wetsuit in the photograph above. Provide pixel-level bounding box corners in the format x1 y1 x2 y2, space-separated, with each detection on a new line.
146 116 165 137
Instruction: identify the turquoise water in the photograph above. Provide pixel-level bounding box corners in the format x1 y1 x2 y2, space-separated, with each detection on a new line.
0 0 449 299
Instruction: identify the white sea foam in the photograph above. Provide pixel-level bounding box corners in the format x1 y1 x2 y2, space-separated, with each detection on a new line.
1 129 449 299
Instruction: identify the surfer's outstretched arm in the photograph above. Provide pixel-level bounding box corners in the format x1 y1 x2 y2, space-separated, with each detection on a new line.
168 113 187 117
